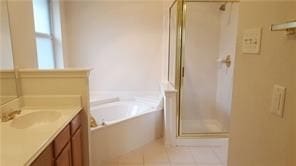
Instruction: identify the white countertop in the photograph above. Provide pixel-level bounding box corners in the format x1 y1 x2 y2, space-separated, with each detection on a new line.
0 106 82 166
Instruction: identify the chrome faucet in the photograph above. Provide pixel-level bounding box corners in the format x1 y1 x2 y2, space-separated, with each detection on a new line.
1 109 21 122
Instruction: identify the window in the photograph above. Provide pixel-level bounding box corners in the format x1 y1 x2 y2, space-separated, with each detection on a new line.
32 0 55 69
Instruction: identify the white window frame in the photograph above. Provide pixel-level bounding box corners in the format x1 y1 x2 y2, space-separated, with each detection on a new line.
34 0 57 69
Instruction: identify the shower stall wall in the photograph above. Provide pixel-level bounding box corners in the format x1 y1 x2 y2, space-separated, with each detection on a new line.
168 0 239 137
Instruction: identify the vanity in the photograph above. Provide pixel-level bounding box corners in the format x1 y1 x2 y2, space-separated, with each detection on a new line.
0 1 91 165
31 111 82 166
1 96 87 166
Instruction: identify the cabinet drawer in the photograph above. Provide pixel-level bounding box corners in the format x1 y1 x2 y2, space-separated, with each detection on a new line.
70 112 81 135
54 125 70 158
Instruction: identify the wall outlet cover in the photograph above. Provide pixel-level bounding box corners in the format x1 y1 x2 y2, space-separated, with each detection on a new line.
271 84 286 118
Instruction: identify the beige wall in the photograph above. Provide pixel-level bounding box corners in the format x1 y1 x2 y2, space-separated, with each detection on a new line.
0 1 14 70
7 0 37 68
229 2 296 166
62 1 165 92
162 0 174 83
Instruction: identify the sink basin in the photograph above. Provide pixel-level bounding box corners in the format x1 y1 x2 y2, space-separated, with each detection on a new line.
10 111 61 129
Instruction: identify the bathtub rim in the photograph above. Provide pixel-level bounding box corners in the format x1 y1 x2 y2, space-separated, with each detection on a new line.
90 103 162 132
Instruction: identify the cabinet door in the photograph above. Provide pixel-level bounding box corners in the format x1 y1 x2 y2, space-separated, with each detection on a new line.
31 144 54 166
71 128 82 166
54 125 71 158
70 113 81 135
55 143 72 166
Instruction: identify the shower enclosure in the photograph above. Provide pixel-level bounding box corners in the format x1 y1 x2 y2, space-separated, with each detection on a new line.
168 0 239 137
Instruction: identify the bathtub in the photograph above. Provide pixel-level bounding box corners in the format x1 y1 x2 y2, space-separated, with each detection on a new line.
90 97 163 166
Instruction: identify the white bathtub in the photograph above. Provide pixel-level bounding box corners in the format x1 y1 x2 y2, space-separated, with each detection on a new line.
90 97 163 166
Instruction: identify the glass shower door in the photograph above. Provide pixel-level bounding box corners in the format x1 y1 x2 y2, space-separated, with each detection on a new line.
179 2 239 135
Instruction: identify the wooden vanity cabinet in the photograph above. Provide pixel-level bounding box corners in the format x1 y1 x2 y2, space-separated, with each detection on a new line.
54 125 72 166
30 112 82 166
70 114 83 166
30 143 54 166
54 125 71 158
55 143 72 166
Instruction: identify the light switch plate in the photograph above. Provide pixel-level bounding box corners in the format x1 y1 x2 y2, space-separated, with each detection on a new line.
242 28 262 54
271 85 286 118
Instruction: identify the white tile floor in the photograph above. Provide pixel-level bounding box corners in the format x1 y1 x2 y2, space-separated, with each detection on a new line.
102 138 228 166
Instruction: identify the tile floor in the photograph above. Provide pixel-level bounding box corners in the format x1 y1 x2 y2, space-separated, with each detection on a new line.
102 139 228 166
